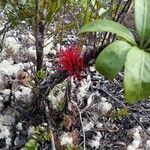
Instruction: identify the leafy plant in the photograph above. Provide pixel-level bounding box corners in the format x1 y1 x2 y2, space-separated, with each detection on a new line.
111 108 129 120
23 125 51 150
33 125 51 141
23 139 40 150
79 0 150 103
0 0 67 71
36 69 47 81
0 0 66 28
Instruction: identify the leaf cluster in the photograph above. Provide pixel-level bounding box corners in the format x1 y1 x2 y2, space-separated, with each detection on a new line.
80 0 150 103
23 125 51 150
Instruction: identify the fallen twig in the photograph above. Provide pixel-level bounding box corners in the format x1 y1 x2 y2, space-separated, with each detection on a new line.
130 113 150 137
44 101 56 150
71 100 86 150
99 86 126 108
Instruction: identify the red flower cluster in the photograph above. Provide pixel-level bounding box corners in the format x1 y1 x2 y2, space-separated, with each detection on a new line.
58 46 85 79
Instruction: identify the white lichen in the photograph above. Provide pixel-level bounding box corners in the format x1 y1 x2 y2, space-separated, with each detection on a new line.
28 126 35 137
146 140 150 149
96 122 103 128
4 36 21 54
15 91 22 99
16 122 23 131
20 86 32 97
0 124 11 148
48 81 67 109
77 75 91 102
2 89 11 95
127 127 142 150
98 97 112 114
0 60 31 76
60 132 73 146
89 132 102 149
82 119 94 131
127 145 136 150
90 139 100 149
0 96 4 101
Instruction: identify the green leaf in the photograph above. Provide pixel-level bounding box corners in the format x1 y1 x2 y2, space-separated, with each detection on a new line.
79 19 136 46
135 0 150 42
83 10 92 25
95 41 132 79
124 47 150 103
23 139 39 150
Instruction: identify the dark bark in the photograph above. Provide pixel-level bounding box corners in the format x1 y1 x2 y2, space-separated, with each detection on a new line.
35 0 44 71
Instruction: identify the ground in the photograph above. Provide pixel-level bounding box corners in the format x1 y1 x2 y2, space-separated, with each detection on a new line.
0 2 150 149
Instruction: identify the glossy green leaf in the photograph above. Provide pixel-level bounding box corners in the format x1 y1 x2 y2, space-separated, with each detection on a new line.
79 19 136 46
135 0 150 42
124 47 150 103
95 41 132 79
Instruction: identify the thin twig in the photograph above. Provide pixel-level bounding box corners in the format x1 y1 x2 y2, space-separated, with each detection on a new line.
71 100 86 150
0 22 10 35
130 113 150 137
44 101 56 150
99 86 126 108
111 0 132 42
35 0 39 50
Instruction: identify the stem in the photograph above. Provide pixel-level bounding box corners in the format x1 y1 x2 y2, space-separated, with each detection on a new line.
71 101 86 150
111 0 132 42
143 39 150 49
35 0 44 71
44 102 56 150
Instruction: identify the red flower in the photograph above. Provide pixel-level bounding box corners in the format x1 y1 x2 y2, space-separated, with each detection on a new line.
58 46 85 79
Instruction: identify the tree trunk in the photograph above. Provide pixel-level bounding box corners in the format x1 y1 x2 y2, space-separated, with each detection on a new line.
35 0 44 71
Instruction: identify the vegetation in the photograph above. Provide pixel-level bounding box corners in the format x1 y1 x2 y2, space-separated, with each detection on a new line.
80 0 150 103
0 0 150 149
